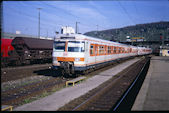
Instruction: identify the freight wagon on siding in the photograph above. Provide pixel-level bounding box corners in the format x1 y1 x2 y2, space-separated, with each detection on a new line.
2 37 53 66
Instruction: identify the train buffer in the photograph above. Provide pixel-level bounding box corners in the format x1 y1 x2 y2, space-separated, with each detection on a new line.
1 105 13 111
66 76 86 87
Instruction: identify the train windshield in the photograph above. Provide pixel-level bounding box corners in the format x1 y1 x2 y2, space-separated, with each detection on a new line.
68 41 85 52
54 41 66 52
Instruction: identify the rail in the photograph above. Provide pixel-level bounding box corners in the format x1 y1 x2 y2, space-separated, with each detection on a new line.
70 57 149 111
112 57 150 111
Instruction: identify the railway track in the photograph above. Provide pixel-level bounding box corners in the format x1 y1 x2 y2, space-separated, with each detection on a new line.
1 63 69 107
1 77 68 107
58 56 150 111
1 63 53 82
1 56 141 109
1 60 52 69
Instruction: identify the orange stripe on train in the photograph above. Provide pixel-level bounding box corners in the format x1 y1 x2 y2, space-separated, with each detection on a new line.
57 57 84 62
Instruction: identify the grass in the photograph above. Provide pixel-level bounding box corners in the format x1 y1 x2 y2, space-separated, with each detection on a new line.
23 98 33 104
2 77 49 91
19 84 67 106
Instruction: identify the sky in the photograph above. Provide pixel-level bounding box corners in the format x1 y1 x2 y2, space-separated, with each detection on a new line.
2 0 169 38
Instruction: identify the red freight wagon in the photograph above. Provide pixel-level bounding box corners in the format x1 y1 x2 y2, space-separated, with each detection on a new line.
1 38 14 57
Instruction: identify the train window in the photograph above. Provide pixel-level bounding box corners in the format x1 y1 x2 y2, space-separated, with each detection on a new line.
60 37 75 39
128 48 130 53
105 46 107 54
130 48 132 53
54 41 65 52
99 46 104 54
111 46 114 54
68 41 85 52
114 47 116 53
119 47 121 53
108 46 111 54
95 45 98 55
122 48 125 53
90 45 94 55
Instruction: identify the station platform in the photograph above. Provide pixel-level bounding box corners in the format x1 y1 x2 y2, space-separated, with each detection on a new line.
14 58 140 111
132 56 169 111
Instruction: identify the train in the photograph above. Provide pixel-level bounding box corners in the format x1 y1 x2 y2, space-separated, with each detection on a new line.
1 37 53 67
52 34 152 76
1 33 152 77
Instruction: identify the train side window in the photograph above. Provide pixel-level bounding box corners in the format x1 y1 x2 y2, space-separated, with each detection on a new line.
95 45 98 55
108 46 111 54
122 48 124 53
119 47 121 53
111 46 113 54
125 48 127 53
114 47 116 54
105 46 107 54
117 47 119 54
99 46 101 55
128 48 130 53
90 45 94 55
101 46 104 54
130 48 132 53
99 46 104 55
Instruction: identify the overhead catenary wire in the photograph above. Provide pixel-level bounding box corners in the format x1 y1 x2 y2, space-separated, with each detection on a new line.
19 1 65 27
33 1 109 32
40 1 109 31
118 1 136 25
5 1 111 36
6 5 62 36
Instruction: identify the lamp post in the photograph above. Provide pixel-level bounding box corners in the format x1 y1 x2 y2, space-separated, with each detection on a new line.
96 25 98 37
76 22 80 34
37 8 42 38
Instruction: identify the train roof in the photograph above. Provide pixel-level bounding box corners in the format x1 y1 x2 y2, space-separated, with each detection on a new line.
55 34 152 50
55 34 130 47
12 37 53 49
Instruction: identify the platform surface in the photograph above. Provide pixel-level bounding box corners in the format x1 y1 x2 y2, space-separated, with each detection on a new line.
132 56 169 111
14 58 140 111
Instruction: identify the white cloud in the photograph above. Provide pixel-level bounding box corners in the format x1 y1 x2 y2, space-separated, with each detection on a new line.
53 3 107 22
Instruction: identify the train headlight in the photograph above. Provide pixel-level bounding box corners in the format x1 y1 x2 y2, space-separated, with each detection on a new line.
75 58 80 62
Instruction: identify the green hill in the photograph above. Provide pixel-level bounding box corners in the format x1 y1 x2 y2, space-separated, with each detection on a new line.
84 21 169 42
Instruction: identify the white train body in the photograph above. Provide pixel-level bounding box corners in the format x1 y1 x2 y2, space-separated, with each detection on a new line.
52 34 152 75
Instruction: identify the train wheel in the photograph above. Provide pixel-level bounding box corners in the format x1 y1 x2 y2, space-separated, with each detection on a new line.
25 60 30 65
60 69 65 76
1 63 5 68
15 60 21 66
52 69 59 77
83 69 89 75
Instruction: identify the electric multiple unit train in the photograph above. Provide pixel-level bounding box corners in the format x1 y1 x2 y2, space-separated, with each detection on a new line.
52 34 152 76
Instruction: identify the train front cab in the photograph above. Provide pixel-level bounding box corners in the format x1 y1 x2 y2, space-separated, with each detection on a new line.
52 37 87 75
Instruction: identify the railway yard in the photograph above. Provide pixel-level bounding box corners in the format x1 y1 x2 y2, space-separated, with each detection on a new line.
2 1 169 111
2 56 153 111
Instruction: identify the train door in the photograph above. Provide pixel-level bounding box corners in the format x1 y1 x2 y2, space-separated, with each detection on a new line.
95 44 98 64
104 45 107 62
85 40 89 66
